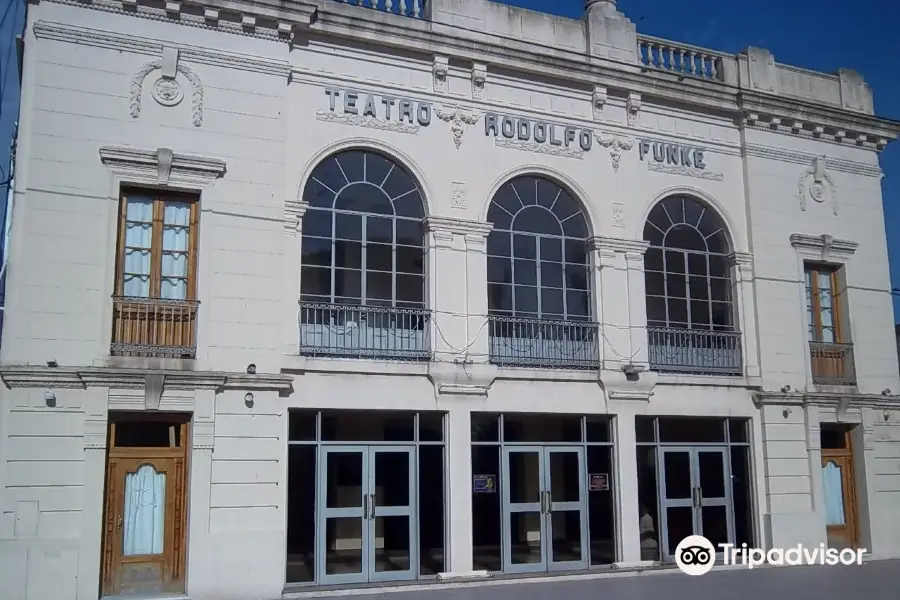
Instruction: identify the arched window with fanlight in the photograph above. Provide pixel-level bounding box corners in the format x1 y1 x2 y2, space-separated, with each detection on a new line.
485 175 598 369
298 149 429 360
643 195 742 375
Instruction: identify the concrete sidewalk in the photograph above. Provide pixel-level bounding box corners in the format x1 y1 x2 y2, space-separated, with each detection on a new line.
286 559 900 600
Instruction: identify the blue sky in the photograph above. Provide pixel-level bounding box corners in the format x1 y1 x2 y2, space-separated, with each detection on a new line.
0 0 897 315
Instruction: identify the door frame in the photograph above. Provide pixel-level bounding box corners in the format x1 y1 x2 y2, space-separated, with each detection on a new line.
100 416 190 598
316 444 419 585
821 435 859 549
657 445 734 561
500 446 589 574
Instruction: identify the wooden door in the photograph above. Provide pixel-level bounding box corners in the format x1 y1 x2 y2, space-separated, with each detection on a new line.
821 452 858 550
101 419 188 597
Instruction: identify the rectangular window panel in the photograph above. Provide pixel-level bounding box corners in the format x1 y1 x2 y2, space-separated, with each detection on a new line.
644 247 663 272
645 270 664 296
687 253 709 277
488 283 513 312
513 259 537 286
395 245 423 275
540 287 564 316
665 271 687 299
334 213 361 241
300 266 332 298
667 298 688 326
688 275 710 301
540 261 563 288
366 243 393 272
564 239 587 264
514 285 539 314
513 234 537 259
333 268 361 300
395 220 423 247
366 272 393 302
709 276 730 302
689 300 711 327
303 208 332 237
366 216 393 243
710 301 732 328
645 295 667 324
487 232 510 257
487 257 512 284
565 264 589 290
539 237 562 262
333 240 362 269
396 274 424 304
302 236 332 267
665 250 685 274
565 290 590 317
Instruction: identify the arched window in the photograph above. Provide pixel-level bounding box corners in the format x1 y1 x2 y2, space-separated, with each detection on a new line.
486 175 591 321
643 195 734 331
300 149 426 309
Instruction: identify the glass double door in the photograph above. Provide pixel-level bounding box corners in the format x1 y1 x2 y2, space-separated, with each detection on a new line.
318 446 417 585
658 447 734 559
501 446 588 573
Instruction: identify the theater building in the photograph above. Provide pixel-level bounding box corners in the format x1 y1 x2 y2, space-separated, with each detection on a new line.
1 0 900 598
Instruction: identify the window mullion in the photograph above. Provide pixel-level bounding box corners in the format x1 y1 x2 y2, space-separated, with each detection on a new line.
683 249 692 328
661 244 670 327
150 197 164 298
810 269 823 342
535 235 543 319
330 211 336 304
361 216 368 306
115 193 128 296
832 270 842 343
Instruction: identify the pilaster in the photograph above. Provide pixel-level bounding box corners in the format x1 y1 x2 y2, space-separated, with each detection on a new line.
425 217 493 363
624 247 649 369
282 200 309 355
612 413 643 566
78 387 109 600
444 406 475 574
730 252 760 378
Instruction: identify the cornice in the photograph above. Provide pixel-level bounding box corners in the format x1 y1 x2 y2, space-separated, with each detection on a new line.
99 145 227 188
32 19 291 77
790 233 858 263
743 144 883 178
424 216 493 237
38 1 900 149
0 366 294 392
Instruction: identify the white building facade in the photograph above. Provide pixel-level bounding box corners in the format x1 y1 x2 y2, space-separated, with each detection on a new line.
1 0 900 598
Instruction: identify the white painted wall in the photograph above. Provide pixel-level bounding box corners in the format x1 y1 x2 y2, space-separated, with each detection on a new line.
0 2 898 600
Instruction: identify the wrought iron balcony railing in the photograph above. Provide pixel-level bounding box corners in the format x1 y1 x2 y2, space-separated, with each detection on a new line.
488 315 600 370
299 302 431 361
110 296 199 359
648 326 742 376
810 341 856 386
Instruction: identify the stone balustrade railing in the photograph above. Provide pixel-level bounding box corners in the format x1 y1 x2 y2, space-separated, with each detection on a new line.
331 0 425 19
637 35 735 84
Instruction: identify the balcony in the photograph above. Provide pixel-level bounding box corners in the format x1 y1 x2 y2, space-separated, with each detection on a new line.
331 0 426 18
110 296 199 359
488 315 600 370
810 341 856 386
648 327 742 376
299 302 431 361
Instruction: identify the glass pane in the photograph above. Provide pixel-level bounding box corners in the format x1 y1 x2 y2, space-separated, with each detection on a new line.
126 196 153 222
585 416 610 442
472 446 502 572
697 451 726 498
508 452 541 504
588 445 616 566
162 225 188 252
419 445 445 575
666 506 694 556
325 517 363 575
636 417 656 442
728 419 748 443
374 451 410 508
548 451 580 503
658 417 726 443
701 505 729 548
509 512 542 564
663 452 691 500
374 515 411 572
471 413 499 442
822 461 846 525
289 410 317 441
122 464 166 556
325 452 363 509
503 414 581 443
550 510 582 563
286 445 317 583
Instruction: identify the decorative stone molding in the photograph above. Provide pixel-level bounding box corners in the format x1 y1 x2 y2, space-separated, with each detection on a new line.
434 105 481 149
0 366 293 392
130 47 204 127
626 91 641 126
315 109 420 134
450 182 468 210
427 362 497 398
38 0 315 44
789 233 858 264
425 216 493 239
99 146 226 188
283 199 309 234
753 390 900 410
611 202 625 228
648 162 724 181
728 252 754 278
494 138 584 159
596 132 634 172
471 62 487 100
592 85 607 120
743 144 883 178
741 110 892 152
798 156 838 215
591 236 650 257
433 55 449 94
601 370 658 402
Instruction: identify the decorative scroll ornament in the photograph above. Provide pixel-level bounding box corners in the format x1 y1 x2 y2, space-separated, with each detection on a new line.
435 105 481 149
130 59 204 127
315 110 420 134
495 138 584 159
596 133 634 172
798 156 838 215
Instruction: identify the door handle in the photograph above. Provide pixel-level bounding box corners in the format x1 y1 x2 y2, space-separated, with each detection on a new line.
692 487 702 509
363 494 369 520
116 514 123 532
542 491 551 515
369 493 376 520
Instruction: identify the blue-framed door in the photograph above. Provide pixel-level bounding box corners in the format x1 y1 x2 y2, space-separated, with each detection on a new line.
545 447 588 571
368 446 417 582
318 445 370 585
501 446 547 573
